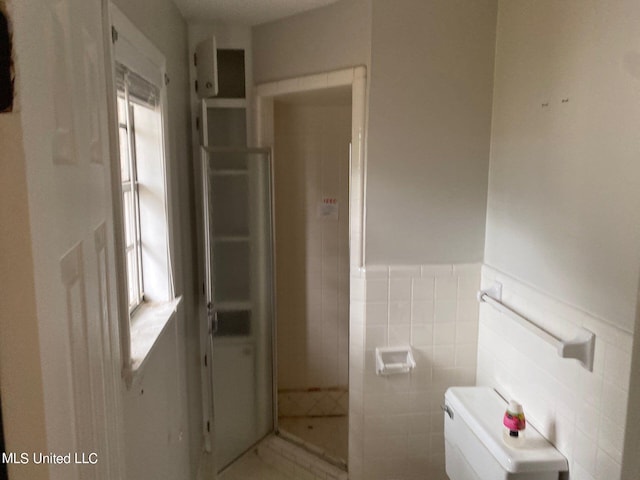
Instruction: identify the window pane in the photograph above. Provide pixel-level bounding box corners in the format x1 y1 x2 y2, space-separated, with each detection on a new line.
119 126 130 182
117 96 126 122
122 190 133 246
116 70 162 314
132 103 162 174
126 249 135 307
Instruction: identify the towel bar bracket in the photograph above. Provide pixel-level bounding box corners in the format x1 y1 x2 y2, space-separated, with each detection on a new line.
477 282 502 303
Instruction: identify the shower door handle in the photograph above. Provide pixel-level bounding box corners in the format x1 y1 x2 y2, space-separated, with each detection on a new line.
207 303 218 334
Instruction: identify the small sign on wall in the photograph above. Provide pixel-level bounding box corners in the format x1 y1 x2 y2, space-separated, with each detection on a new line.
317 197 339 220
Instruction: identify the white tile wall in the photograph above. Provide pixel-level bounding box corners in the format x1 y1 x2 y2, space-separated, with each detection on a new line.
349 263 481 480
274 101 351 391
477 265 632 480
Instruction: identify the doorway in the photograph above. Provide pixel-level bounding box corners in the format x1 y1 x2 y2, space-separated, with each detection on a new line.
272 86 352 465
254 66 367 472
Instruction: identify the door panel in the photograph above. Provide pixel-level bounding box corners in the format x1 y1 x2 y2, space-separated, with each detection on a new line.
202 147 275 471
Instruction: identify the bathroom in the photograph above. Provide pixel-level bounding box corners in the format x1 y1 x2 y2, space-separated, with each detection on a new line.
2 1 640 480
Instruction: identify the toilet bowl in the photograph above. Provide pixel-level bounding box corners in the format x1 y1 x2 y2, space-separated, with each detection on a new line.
443 387 568 480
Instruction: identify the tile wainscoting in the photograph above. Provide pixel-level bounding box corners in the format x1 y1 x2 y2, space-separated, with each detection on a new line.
477 265 631 480
349 263 481 480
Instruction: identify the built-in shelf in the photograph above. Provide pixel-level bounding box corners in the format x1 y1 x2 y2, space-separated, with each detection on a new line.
203 99 247 148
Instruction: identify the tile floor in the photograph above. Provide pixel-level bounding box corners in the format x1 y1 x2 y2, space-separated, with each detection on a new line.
257 435 348 480
279 415 348 463
210 415 349 480
218 449 289 480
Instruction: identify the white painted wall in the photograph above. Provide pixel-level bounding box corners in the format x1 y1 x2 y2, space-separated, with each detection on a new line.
253 0 497 265
485 0 640 332
274 99 351 391
109 0 201 478
252 0 372 84
123 320 189 479
366 0 497 265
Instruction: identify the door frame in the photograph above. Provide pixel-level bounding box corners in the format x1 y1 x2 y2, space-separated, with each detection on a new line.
254 66 368 466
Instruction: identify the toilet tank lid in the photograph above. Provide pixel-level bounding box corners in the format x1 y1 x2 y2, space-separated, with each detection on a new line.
445 387 568 474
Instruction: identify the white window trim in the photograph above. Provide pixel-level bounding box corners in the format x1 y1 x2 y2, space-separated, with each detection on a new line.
108 3 181 386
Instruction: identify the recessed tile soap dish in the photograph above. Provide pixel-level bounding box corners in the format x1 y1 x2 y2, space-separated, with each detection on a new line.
375 346 416 376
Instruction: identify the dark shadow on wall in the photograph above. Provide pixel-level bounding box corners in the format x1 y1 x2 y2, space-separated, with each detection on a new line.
1 8 14 113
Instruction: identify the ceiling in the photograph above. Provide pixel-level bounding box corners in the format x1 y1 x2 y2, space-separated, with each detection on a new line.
172 0 340 26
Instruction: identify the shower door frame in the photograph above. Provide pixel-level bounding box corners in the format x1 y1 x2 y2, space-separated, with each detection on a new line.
254 66 368 468
200 144 277 477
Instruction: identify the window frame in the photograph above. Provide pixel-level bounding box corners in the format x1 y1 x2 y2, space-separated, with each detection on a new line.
107 3 181 386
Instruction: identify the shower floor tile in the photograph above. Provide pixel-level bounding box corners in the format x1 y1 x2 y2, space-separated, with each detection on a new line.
278 415 348 462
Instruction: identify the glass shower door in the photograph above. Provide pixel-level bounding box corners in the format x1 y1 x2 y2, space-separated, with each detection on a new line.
202 146 275 472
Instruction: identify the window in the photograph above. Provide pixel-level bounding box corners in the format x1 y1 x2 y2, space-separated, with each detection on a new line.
110 4 180 380
116 67 158 313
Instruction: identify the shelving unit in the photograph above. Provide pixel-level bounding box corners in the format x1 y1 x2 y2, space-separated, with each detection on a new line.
201 84 253 341
198 45 275 471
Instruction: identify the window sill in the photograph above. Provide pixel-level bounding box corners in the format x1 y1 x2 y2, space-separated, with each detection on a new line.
125 296 182 386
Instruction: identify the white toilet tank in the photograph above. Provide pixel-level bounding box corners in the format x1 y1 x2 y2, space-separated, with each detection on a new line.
443 387 568 480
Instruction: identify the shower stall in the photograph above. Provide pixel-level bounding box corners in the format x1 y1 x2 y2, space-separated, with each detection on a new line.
271 89 352 466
